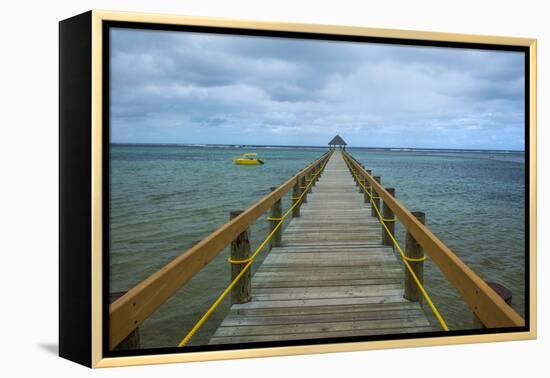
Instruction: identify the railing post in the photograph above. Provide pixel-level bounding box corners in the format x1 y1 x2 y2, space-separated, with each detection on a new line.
404 211 425 302
371 176 381 217
316 165 321 180
364 170 372 203
382 188 396 246
292 179 301 217
472 282 512 328
230 210 251 304
111 291 140 350
358 173 366 193
300 175 308 203
307 171 313 193
269 187 283 249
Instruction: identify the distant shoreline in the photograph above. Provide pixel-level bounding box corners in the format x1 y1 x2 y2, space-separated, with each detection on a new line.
110 142 525 154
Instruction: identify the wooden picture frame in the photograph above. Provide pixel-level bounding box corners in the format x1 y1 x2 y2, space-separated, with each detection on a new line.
59 10 537 368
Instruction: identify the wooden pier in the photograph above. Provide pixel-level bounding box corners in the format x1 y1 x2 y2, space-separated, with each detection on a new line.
210 151 433 344
109 146 524 351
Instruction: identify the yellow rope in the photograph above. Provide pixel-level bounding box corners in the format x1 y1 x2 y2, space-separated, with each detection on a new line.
267 216 284 221
403 255 427 262
342 154 449 331
179 219 284 347
178 157 330 347
227 256 254 264
381 218 397 222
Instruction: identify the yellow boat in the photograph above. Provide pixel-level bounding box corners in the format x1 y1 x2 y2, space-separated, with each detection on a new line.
233 153 264 165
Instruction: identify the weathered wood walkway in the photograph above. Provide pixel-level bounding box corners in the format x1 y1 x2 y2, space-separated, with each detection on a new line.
210 151 434 344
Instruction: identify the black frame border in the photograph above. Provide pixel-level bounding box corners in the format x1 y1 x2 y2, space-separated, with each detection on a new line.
59 10 93 367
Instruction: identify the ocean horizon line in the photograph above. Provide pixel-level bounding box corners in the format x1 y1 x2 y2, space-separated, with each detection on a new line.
110 142 525 154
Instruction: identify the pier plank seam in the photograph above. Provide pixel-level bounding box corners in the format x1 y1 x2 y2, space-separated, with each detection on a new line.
210 151 434 345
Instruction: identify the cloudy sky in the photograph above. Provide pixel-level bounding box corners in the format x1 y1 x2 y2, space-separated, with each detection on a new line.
110 28 525 150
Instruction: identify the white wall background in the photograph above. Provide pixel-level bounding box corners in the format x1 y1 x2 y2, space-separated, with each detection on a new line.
0 0 547 376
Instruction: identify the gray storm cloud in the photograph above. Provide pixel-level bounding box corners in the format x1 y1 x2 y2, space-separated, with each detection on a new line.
110 28 525 150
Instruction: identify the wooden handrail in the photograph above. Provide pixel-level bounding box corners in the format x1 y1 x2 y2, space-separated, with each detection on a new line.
109 150 333 349
342 151 524 328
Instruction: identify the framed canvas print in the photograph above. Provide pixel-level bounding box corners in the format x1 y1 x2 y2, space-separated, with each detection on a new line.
59 10 537 368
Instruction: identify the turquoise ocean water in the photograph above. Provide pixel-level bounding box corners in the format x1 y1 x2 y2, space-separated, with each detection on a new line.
110 144 525 348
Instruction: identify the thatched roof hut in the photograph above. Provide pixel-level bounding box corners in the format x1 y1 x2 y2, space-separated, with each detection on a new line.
328 135 347 150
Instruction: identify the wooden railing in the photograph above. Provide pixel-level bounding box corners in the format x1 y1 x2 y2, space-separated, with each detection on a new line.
109 150 333 350
342 151 524 328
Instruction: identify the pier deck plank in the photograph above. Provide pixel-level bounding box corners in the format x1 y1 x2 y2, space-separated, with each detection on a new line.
210 151 434 345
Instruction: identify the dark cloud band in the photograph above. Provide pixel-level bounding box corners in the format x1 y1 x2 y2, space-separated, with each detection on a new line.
110 28 525 150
